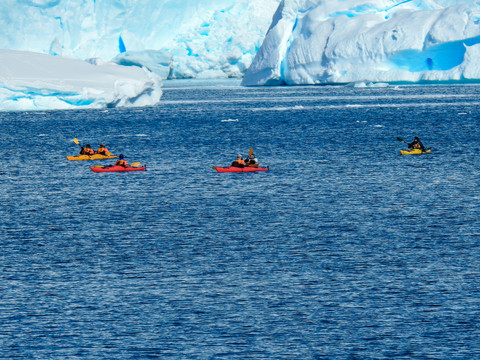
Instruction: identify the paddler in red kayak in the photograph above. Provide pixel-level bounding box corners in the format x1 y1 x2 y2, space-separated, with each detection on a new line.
80 144 95 155
245 153 259 167
96 143 110 155
231 154 245 167
115 154 128 167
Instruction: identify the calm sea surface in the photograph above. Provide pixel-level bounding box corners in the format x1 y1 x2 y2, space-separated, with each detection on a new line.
1 80 480 359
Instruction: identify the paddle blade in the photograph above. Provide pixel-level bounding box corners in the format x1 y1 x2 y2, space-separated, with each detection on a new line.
93 165 104 168
396 137 406 143
73 138 80 145
249 147 253 156
130 162 141 167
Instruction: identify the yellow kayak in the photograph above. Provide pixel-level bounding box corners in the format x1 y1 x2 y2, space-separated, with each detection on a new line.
67 154 117 161
400 148 431 155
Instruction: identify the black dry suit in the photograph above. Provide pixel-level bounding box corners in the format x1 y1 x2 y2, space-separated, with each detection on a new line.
408 138 425 151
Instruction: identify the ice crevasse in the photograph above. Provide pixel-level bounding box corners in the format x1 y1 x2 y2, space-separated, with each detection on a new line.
242 0 480 85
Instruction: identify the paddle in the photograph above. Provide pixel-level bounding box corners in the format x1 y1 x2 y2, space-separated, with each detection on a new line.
249 147 253 156
73 138 82 148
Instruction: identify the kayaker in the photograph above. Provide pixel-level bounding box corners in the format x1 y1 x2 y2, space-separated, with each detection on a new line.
245 153 259 167
96 143 109 155
115 154 128 167
231 154 245 167
80 144 95 155
408 137 426 151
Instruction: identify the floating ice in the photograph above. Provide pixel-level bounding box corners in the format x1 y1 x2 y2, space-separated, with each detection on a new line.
0 50 162 112
243 0 480 86
0 0 280 80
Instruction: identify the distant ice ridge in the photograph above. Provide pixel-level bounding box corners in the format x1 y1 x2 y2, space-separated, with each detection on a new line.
0 0 280 80
0 50 162 112
242 0 480 85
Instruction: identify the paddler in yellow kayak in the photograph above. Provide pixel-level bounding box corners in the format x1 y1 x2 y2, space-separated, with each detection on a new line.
408 136 426 151
96 143 110 155
80 144 95 155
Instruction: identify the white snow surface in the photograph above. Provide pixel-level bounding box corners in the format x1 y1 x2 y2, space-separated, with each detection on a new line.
0 50 162 111
243 0 480 85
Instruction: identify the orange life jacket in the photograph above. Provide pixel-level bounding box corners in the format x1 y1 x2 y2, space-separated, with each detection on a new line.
116 159 128 167
237 159 245 165
97 147 108 154
83 148 95 155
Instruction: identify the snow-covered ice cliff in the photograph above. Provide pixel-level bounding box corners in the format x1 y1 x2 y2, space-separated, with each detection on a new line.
0 0 280 80
3 0 480 111
243 0 480 85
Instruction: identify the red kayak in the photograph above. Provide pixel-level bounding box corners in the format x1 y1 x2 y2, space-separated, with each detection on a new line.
213 166 269 173
90 165 146 173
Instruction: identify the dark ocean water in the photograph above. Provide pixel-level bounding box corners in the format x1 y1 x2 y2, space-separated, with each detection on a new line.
1 80 480 359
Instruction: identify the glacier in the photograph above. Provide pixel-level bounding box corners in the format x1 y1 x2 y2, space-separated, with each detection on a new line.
243 0 480 85
0 0 280 111
2 0 480 111
0 0 280 80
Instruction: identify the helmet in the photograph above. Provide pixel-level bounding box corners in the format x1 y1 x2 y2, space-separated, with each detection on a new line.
119 154 124 159
100 143 105 147
237 154 242 158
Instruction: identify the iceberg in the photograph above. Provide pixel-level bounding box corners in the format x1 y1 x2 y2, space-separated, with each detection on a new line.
0 0 282 111
2 0 480 112
242 0 480 85
0 0 280 80
0 50 162 111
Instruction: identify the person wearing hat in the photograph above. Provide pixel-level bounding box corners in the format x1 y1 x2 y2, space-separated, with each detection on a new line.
408 137 426 151
231 154 245 167
245 153 259 167
80 144 95 155
115 154 128 167
97 143 110 155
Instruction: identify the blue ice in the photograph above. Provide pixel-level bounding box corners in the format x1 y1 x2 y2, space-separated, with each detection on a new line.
389 36 480 71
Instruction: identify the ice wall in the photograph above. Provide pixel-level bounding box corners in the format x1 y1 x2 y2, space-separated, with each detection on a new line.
242 0 480 85
0 0 280 80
